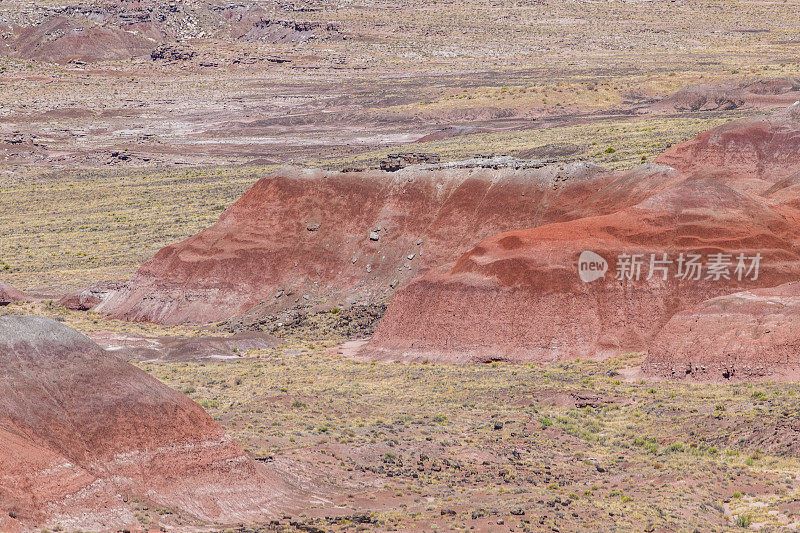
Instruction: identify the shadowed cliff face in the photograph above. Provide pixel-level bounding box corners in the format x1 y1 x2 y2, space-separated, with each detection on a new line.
0 315 297 531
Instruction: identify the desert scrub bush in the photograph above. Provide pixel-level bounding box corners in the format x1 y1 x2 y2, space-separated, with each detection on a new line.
666 441 685 453
644 441 660 455
751 391 767 401
735 514 752 527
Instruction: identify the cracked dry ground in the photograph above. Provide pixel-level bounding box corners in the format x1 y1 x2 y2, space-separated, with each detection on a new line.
136 348 800 532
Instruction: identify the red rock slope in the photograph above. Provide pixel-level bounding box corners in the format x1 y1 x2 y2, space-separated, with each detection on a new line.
655 101 800 179
0 315 295 532
366 177 800 363
98 162 681 324
0 282 26 305
3 17 157 64
643 282 800 382
649 78 800 113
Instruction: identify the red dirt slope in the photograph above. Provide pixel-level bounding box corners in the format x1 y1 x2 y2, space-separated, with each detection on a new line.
655 102 800 179
650 78 800 113
366 177 800 363
644 282 800 382
0 315 295 531
3 17 156 64
0 281 25 305
58 281 123 311
98 162 682 325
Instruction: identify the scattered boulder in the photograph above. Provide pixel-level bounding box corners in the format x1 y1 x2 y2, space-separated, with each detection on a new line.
238 18 341 43
644 282 800 382
150 43 195 61
0 316 296 530
538 390 622 409
380 152 441 171
1 132 42 146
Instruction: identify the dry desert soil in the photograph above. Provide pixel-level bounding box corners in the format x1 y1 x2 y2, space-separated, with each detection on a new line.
5 0 800 532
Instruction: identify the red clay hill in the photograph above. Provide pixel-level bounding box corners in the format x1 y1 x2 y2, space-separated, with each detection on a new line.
366 177 800 362
366 104 800 362
0 315 297 531
655 101 800 179
0 282 26 306
97 104 800 371
0 1 344 65
644 282 800 382
97 161 682 324
0 16 156 64
649 78 800 113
